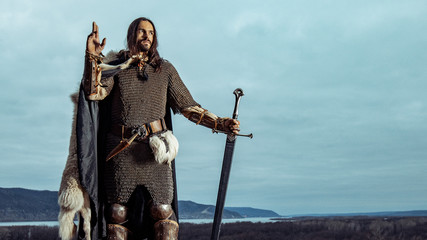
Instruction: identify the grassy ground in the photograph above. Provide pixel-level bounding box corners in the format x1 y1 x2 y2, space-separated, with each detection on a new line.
1 216 427 240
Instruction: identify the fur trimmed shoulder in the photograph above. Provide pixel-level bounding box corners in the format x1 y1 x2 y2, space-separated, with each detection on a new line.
103 50 128 64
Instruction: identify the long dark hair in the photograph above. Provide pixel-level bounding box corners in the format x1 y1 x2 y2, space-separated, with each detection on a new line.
126 17 162 72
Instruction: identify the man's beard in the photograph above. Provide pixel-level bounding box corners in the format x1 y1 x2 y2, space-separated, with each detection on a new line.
138 39 151 52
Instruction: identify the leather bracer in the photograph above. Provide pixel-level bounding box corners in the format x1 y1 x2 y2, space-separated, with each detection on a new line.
83 52 111 100
181 106 230 133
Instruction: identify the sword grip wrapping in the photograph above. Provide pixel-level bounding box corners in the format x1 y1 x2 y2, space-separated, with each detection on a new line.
232 88 244 120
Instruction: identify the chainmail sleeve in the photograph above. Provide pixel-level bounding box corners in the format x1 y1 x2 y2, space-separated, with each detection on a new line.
166 62 200 114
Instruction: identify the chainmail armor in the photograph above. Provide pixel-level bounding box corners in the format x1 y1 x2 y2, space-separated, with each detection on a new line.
100 59 198 204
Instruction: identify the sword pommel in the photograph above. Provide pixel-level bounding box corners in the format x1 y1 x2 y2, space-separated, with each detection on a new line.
233 88 244 98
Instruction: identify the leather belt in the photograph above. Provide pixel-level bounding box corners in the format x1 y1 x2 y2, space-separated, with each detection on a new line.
110 118 167 141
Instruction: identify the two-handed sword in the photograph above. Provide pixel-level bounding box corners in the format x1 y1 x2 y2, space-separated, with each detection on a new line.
210 88 253 240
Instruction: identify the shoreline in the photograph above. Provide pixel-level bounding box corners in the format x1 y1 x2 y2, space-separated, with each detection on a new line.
0 217 278 227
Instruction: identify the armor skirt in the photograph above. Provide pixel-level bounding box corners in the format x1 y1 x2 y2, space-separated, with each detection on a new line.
103 133 174 205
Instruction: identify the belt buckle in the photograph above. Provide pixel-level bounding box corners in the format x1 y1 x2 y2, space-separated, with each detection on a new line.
131 125 147 138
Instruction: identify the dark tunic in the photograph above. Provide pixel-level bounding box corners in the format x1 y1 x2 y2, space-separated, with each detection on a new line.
99 60 198 204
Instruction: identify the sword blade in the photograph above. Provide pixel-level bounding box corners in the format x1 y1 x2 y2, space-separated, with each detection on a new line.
211 135 236 240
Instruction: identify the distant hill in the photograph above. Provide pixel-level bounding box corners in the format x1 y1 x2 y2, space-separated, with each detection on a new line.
3 187 423 222
0 188 59 221
178 200 242 219
225 207 281 218
0 187 279 222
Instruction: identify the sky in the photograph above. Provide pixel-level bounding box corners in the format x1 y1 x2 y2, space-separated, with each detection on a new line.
1 0 427 216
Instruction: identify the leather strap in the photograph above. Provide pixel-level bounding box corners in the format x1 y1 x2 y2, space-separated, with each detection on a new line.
110 119 167 141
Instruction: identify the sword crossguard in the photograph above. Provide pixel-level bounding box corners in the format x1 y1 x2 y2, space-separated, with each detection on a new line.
212 129 253 138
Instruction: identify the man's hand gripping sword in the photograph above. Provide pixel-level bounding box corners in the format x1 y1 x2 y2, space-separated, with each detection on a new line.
211 88 252 240
212 88 253 138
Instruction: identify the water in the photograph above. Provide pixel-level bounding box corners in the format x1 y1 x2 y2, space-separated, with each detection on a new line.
180 217 279 224
0 217 279 227
0 221 60 227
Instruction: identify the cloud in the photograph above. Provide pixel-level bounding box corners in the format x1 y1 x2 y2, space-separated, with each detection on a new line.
228 11 274 37
1 0 427 215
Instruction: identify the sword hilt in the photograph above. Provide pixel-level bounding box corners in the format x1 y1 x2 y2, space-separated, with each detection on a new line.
230 88 253 138
232 88 244 120
212 88 253 138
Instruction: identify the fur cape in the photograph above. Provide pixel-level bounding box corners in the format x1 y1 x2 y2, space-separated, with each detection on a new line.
58 92 91 240
58 53 179 240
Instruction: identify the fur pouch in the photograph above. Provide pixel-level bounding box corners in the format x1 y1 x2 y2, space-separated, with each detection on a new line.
149 130 179 167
